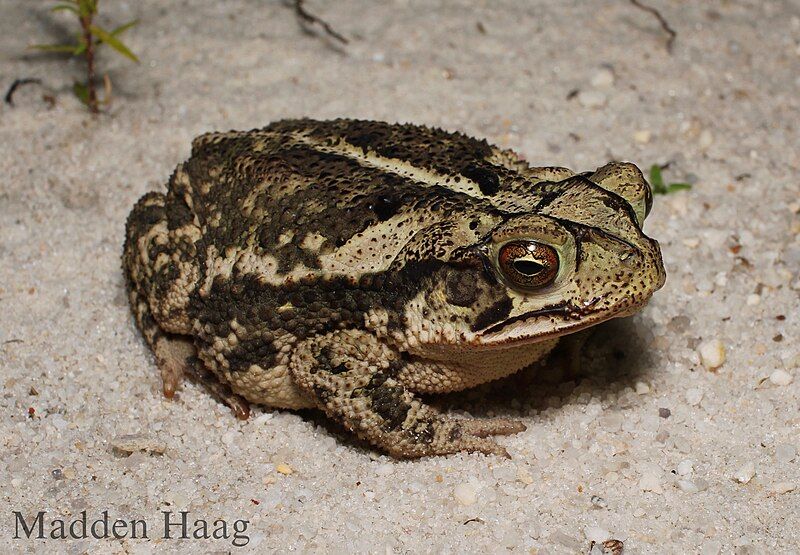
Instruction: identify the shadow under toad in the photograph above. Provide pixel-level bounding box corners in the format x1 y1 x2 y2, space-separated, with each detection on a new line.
441 314 660 418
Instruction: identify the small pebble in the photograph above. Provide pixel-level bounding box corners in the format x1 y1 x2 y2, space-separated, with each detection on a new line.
783 352 800 369
746 294 761 306
590 495 608 509
549 530 582 551
516 467 534 485
698 129 714 149
685 388 704 406
637 414 658 434
774 443 797 463
769 369 793 386
677 479 699 493
769 481 795 495
453 483 478 506
698 339 726 370
590 68 615 88
683 238 700 248
673 436 692 454
670 300 692 320
639 471 663 493
658 407 671 419
577 90 608 108
633 130 651 144
676 460 694 476
111 434 167 455
275 463 293 475
733 461 756 483
600 412 623 432
584 525 611 543
634 381 650 394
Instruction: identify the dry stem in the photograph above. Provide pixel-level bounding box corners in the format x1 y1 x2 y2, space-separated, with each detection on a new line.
293 0 348 45
79 11 99 113
628 0 677 53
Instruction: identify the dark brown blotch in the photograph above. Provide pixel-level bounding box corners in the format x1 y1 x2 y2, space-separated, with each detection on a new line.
445 269 479 307
370 384 410 430
471 296 513 332
369 194 402 221
461 163 500 196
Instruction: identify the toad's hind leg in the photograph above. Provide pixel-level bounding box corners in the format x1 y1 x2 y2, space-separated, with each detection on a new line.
290 330 525 458
122 191 249 418
123 192 195 395
123 190 249 417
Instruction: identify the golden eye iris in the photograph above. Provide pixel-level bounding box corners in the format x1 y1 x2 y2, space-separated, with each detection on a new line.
498 241 559 289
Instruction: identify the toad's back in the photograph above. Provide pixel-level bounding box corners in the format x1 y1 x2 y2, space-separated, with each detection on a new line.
171 118 577 283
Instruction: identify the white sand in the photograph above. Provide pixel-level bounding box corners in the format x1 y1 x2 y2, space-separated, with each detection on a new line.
1 1 798 553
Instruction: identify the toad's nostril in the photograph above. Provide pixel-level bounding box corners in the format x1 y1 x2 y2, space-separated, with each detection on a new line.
619 250 639 266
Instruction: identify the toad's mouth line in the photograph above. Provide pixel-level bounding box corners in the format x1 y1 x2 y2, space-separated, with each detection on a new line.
480 298 602 335
472 296 649 348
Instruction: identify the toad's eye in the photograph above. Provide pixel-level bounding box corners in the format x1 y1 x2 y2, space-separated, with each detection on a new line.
498 241 559 289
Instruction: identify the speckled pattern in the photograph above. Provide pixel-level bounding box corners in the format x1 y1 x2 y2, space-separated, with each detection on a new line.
1 0 799 552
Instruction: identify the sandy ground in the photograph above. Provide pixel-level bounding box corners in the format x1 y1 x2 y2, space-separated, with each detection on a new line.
1 1 799 553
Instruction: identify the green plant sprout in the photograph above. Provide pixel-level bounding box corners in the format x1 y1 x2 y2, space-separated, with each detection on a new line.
649 164 692 195
31 0 139 113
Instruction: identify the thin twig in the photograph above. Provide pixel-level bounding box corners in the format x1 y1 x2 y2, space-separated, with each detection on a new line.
4 78 43 105
293 0 349 45
102 73 112 107
628 0 676 53
79 11 99 113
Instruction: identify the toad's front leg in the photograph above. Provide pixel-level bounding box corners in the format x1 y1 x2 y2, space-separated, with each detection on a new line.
289 330 525 458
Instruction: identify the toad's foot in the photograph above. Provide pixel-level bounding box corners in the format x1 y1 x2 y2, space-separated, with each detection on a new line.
154 334 250 419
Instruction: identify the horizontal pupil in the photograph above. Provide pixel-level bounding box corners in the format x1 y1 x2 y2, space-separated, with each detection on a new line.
512 259 545 276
